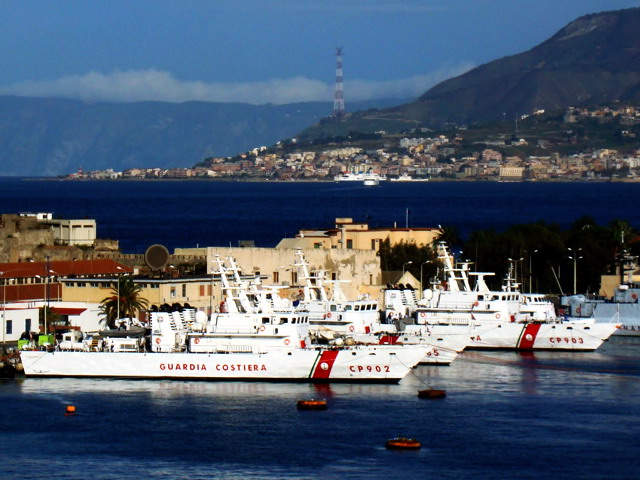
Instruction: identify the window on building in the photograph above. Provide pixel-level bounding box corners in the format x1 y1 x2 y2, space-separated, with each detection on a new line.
369 274 373 285
346 239 353 249
314 243 322 249
200 285 205 296
6 320 12 335
291 272 298 285
170 287 176 298
25 318 31 333
331 272 337 281
273 271 280 283
182 284 187 297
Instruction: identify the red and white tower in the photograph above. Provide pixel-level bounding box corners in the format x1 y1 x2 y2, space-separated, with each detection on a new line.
332 47 345 119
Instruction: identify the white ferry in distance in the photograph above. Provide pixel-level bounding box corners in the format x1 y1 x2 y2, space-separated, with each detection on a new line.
334 167 386 186
20 257 428 383
389 173 430 182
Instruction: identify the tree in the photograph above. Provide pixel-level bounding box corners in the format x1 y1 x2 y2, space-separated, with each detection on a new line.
100 277 149 329
436 225 460 247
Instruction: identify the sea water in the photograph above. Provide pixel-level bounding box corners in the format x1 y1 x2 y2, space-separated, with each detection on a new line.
1 178 640 478
1 337 639 479
1 178 639 253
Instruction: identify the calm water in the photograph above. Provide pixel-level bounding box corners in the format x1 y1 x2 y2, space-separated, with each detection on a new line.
2 178 640 478
1 178 640 252
1 337 639 479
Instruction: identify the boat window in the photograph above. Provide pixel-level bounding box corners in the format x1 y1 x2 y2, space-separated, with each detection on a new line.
280 318 288 324
478 295 484 301
330 305 338 312
262 318 269 324
345 305 352 311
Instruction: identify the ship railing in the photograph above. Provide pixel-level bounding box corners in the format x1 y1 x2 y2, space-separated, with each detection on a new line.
215 344 255 354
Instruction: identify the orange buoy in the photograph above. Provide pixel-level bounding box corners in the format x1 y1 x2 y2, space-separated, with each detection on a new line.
385 437 421 450
296 399 328 410
418 388 446 399
65 405 76 416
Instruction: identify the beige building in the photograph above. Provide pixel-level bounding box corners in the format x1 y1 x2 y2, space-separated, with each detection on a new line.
62 247 383 316
61 275 218 318
499 166 524 180
46 219 97 246
203 246 382 302
276 217 441 251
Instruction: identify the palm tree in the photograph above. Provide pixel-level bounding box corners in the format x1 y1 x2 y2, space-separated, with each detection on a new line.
100 276 149 329
436 225 460 248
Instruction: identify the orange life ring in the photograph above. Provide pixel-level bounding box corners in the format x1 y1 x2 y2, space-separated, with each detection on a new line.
349 325 355 332
194 337 200 344
326 312 332 318
284 338 290 345
495 313 501 320
419 312 426 318
259 325 266 332
155 337 161 344
473 301 479 307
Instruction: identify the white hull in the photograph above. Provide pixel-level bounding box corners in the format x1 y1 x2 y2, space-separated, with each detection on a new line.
20 345 427 383
427 321 618 351
347 327 468 365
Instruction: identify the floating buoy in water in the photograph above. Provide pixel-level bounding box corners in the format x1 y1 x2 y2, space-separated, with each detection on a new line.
65 405 76 416
418 388 446 399
296 399 327 410
385 437 421 450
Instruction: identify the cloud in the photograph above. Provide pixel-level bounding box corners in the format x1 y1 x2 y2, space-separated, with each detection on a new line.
0 65 473 105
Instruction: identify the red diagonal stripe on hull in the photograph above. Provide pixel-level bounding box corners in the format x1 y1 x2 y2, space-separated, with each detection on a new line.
379 335 400 345
518 324 542 349
311 350 340 379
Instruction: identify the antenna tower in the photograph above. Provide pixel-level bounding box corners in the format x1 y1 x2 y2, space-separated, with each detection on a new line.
332 47 345 120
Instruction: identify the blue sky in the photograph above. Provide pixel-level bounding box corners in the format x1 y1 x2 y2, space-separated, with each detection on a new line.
0 0 638 105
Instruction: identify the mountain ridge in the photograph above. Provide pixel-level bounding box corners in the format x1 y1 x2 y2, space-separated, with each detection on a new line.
0 96 405 176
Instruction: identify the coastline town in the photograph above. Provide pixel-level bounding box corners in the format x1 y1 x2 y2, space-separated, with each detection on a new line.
67 105 640 182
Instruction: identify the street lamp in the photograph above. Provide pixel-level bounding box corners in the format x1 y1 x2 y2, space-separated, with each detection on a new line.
420 261 432 296
115 266 125 322
567 247 583 294
507 257 524 290
1 272 6 346
402 261 413 277
528 249 539 293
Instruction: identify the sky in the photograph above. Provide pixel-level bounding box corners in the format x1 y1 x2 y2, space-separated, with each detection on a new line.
0 0 639 105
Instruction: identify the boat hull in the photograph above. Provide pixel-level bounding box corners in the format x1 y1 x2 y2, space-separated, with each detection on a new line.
19 345 426 383
427 321 618 351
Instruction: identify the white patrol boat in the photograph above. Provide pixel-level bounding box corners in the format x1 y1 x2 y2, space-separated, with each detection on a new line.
20 257 427 383
292 249 467 364
384 243 619 351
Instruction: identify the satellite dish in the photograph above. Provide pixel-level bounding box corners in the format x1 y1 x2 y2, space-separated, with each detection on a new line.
145 244 170 271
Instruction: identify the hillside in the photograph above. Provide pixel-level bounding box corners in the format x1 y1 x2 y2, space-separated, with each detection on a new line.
0 96 403 176
301 7 640 138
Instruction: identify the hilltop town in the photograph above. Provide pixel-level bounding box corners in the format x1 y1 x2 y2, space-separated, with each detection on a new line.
68 104 640 182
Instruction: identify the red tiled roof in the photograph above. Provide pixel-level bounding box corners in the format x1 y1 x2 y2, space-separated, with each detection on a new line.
0 259 132 278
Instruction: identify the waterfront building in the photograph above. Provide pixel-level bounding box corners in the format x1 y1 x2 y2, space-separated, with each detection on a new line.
276 217 441 251
0 259 131 342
